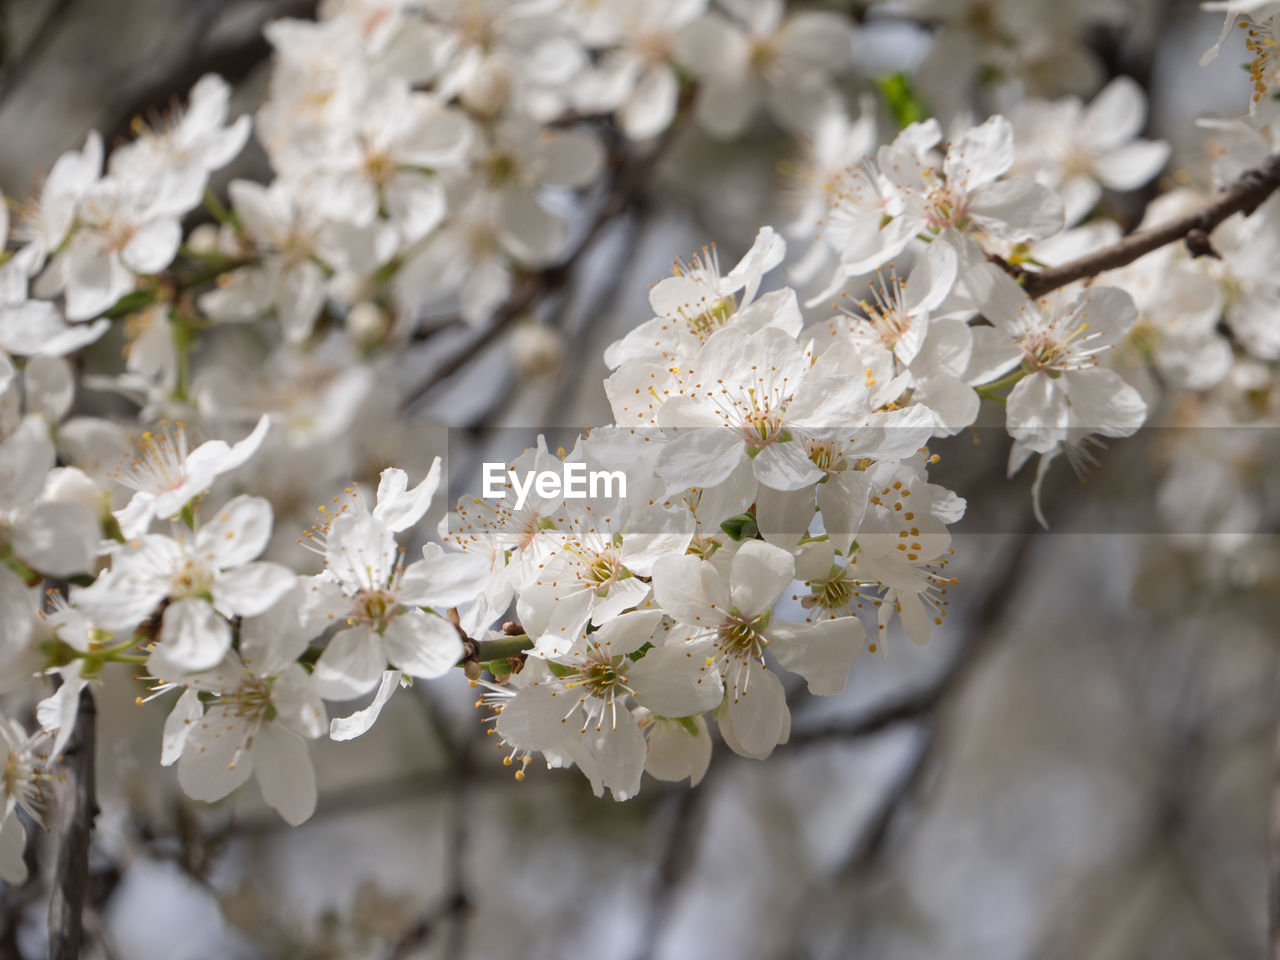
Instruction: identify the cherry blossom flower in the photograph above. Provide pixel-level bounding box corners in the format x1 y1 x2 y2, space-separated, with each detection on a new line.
113 414 271 538
154 593 326 825
74 495 296 671
302 463 489 698
969 266 1147 455
0 716 53 884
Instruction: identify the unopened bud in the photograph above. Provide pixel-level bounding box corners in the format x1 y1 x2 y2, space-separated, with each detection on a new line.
346 301 389 346
330 271 372 308
510 322 564 378
187 223 221 255
461 60 511 117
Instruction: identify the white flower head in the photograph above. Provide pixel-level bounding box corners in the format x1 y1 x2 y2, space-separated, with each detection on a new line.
113 414 271 538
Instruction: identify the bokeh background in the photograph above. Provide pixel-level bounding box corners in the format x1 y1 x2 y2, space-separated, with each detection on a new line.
1 1 1277 958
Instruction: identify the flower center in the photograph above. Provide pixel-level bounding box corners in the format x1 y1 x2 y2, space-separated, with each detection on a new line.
716 612 768 660
171 560 214 599
353 588 398 628
806 439 845 474
801 567 857 613
684 296 736 341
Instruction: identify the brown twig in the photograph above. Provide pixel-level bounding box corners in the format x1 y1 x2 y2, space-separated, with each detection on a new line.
47 688 98 960
1271 700 1280 960
1019 153 1280 298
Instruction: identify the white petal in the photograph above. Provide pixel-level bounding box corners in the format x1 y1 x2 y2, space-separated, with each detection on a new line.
495 682 573 751
161 598 233 673
1006 373 1070 453
196 494 274 568
271 664 327 739
329 670 401 741
398 545 490 609
211 562 295 618
653 554 729 625
312 626 386 700
161 688 204 766
1083 76 1147 151
239 587 309 676
645 715 713 786
655 428 745 490
944 115 1014 190
769 618 862 695
373 460 440 532
621 65 678 141
121 219 181 274
380 609 461 679
587 711 646 801
1093 140 1170 191
629 644 723 716
968 178 1065 241
1064 367 1147 438
325 514 397 592
589 609 664 657
721 659 788 757
277 261 326 343
728 540 795 614
176 708 255 801
252 724 317 826
12 501 97 576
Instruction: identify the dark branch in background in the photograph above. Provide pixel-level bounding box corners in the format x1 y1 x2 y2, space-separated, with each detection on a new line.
1271 710 1280 960
103 0 319 146
382 688 473 960
48 688 98 960
630 785 713 960
0 0 81 106
827 522 1044 877
1018 153 1280 298
633 519 1048 960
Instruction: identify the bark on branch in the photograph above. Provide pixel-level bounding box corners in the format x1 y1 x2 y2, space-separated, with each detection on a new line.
1019 153 1280 299
1270 701 1280 960
47 688 98 960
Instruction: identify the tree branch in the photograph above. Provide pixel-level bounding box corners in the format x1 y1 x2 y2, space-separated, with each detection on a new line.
1019 153 1280 299
1271 698 1280 960
47 688 98 960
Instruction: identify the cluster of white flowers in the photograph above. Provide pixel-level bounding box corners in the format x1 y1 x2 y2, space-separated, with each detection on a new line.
0 0 1276 857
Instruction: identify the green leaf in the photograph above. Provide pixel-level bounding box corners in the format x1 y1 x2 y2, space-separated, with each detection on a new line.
873 72 929 130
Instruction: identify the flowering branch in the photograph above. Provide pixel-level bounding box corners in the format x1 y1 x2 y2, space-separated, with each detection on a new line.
1018 153 1280 298
47 688 98 960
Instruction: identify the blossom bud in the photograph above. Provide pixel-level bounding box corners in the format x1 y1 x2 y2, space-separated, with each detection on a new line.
461 60 511 117
186 223 221 255
510 321 564 378
346 301 389 347
330 270 372 308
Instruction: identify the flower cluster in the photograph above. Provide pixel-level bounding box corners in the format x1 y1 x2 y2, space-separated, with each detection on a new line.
0 0 1276 838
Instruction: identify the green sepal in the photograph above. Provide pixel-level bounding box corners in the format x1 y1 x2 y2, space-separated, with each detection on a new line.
720 513 758 541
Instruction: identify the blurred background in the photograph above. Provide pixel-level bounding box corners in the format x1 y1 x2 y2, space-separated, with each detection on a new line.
1 1 1277 958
